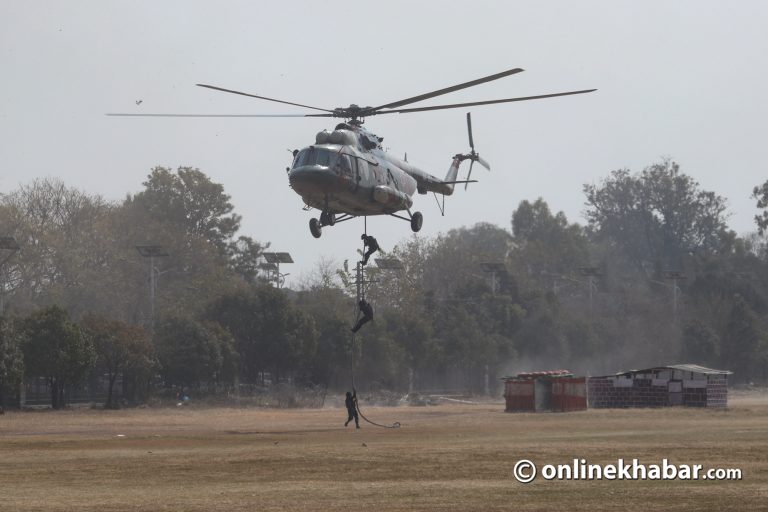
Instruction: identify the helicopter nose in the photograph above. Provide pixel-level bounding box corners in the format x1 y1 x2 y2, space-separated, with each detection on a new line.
289 166 339 193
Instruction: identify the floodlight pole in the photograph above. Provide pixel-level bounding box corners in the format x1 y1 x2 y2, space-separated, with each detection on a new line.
651 270 686 323
262 252 294 288
150 255 156 318
663 270 686 323
480 263 508 296
579 266 602 317
0 237 20 316
136 245 169 325
356 261 363 303
489 271 499 295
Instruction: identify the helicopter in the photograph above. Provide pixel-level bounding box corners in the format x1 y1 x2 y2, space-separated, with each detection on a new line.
109 68 595 238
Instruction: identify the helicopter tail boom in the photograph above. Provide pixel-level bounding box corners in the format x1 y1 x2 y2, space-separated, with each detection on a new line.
439 156 463 196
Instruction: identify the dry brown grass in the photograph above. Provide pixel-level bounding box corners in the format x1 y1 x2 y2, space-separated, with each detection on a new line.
1 393 767 511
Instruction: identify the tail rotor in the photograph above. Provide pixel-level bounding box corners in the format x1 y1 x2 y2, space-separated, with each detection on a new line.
464 112 490 190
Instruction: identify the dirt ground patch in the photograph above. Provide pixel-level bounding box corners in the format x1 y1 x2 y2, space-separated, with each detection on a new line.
1 394 767 511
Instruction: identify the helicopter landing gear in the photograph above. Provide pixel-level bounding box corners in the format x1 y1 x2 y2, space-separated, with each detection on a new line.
309 212 354 237
320 211 335 226
309 218 322 238
410 211 423 232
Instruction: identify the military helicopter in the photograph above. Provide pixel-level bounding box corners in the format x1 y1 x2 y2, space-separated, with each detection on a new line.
110 68 595 238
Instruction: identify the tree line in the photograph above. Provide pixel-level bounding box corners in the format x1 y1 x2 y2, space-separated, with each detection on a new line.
1 161 767 408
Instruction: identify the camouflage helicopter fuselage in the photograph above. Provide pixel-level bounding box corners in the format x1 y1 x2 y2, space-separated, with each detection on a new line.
288 122 460 218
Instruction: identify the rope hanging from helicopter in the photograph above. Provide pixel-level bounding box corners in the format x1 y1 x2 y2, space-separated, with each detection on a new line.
348 331 401 430
346 239 401 429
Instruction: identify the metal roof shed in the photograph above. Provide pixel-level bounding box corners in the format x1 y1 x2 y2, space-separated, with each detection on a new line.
503 370 587 413
588 364 732 409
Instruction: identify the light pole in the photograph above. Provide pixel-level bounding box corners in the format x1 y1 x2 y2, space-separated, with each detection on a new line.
135 245 169 323
0 237 20 316
262 252 294 288
480 262 509 295
578 266 602 316
663 270 686 323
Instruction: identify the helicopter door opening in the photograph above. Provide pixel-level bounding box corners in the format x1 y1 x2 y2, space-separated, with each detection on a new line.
357 158 371 187
340 155 357 192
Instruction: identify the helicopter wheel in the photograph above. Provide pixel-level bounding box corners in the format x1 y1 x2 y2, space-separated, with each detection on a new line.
410 211 423 232
309 218 322 238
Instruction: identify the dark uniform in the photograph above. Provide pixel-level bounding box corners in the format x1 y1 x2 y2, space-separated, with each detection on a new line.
361 234 379 265
344 391 360 428
351 300 374 333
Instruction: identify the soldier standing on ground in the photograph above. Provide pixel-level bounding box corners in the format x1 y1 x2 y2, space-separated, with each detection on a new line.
344 390 360 429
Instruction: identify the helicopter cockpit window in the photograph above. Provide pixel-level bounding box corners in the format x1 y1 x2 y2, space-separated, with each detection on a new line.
293 148 310 168
315 148 334 167
292 147 338 169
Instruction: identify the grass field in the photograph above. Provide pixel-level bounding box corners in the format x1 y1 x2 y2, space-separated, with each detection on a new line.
1 393 767 511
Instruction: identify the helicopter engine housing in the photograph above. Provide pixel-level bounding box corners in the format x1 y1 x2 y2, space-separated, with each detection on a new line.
372 185 413 210
315 129 357 146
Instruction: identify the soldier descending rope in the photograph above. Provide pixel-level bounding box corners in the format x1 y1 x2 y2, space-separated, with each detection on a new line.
344 238 401 430
361 233 379 266
351 299 374 333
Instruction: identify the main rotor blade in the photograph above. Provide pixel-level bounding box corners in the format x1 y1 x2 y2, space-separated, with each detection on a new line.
376 89 597 115
467 112 474 150
370 68 524 112
106 113 312 117
196 84 336 113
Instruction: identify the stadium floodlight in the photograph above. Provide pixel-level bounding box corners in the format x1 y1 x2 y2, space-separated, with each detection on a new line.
0 237 20 251
480 262 507 274
275 252 294 264
262 251 293 288
262 252 279 264
375 258 404 270
135 245 169 258
480 262 508 295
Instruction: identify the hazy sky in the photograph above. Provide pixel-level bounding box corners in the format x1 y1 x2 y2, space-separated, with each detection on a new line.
2 1 767 285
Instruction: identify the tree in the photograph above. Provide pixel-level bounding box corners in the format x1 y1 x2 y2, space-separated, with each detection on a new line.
422 223 514 299
153 315 227 390
584 160 731 275
682 320 720 367
721 295 765 382
131 167 241 254
228 235 269 284
205 286 318 386
81 315 155 408
511 198 590 282
752 180 768 235
21 306 95 409
0 178 113 314
0 317 24 409
295 272 355 389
